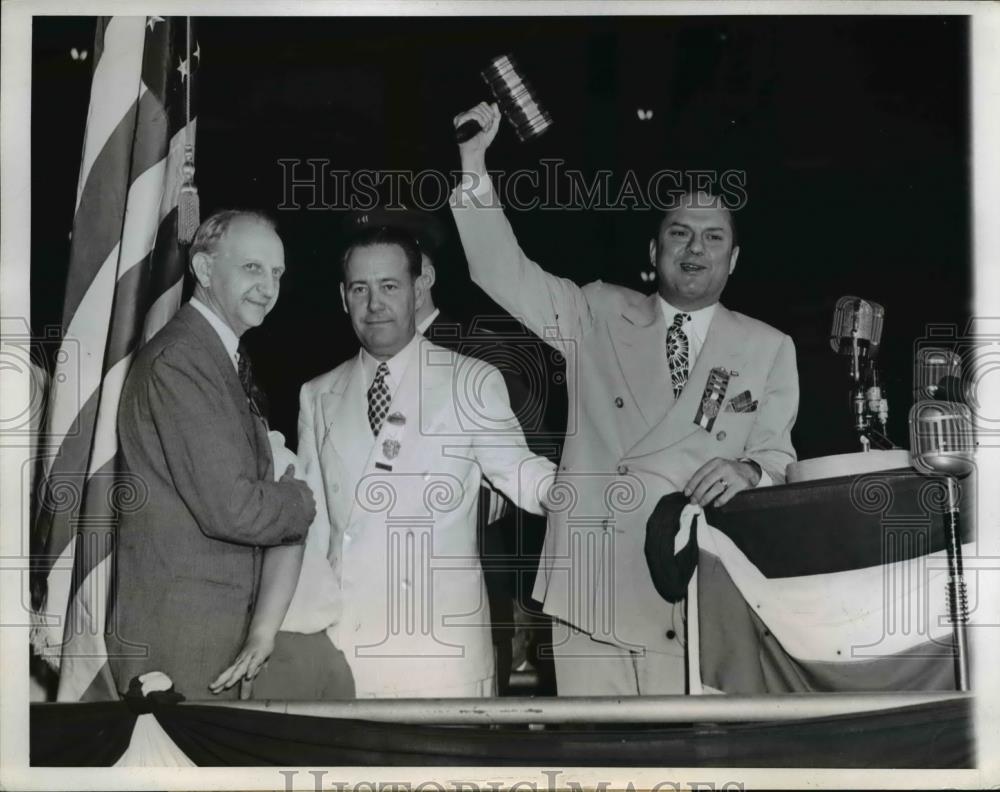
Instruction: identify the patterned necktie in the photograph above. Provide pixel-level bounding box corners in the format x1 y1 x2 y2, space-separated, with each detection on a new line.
367 362 391 436
236 343 268 425
666 312 691 398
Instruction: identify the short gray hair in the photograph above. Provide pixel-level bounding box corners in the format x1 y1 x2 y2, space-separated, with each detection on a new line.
190 209 277 260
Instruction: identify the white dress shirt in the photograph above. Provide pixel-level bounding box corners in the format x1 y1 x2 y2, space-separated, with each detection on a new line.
658 297 717 367
359 332 422 401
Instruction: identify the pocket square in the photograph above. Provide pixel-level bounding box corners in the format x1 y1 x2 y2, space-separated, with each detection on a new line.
725 390 758 413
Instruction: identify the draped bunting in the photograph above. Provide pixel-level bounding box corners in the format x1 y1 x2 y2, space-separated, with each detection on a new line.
30 698 973 768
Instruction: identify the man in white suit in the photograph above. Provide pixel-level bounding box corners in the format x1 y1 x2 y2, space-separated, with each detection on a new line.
450 103 799 696
296 221 555 698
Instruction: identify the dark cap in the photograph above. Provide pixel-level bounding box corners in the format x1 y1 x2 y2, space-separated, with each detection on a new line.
341 207 447 253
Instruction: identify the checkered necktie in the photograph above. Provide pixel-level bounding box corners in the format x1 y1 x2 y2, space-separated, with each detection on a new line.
367 362 391 436
666 312 691 398
237 343 268 426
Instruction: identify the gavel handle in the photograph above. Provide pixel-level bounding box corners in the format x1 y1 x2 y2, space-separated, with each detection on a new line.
455 118 482 143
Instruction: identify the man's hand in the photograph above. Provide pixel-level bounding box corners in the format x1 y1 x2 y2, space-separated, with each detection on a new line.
279 464 316 526
209 629 275 696
683 457 761 507
454 101 501 176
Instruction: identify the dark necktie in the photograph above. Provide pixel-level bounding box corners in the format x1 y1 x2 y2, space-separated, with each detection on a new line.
367 362 391 436
666 312 691 398
237 343 268 426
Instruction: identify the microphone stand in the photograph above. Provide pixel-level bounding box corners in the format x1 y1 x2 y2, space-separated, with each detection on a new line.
943 475 971 691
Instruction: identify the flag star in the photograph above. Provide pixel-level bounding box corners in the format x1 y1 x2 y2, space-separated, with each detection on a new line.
193 42 201 62
147 16 164 31
177 57 189 81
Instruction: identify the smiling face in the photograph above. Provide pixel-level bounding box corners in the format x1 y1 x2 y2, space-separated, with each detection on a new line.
650 192 740 311
191 217 285 337
340 243 425 360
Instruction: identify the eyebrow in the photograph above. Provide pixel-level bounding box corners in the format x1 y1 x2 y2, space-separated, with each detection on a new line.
666 222 729 233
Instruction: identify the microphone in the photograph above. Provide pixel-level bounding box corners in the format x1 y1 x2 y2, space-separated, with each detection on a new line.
915 347 962 401
907 399 974 691
830 296 885 357
908 400 975 478
455 54 554 144
930 374 968 404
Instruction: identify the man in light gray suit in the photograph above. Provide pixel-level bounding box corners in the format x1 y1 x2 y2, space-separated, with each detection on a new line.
450 103 799 696
108 210 316 699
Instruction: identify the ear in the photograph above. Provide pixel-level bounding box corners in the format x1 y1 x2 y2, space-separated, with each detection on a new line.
420 259 437 291
648 238 657 268
339 282 348 314
413 270 427 313
191 251 213 289
729 245 740 274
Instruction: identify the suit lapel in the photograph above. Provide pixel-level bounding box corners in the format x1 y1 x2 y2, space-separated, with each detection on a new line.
609 293 674 432
320 355 372 520
176 304 260 453
625 303 745 458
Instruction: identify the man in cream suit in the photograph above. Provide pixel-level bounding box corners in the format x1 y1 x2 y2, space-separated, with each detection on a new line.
450 103 799 696
296 221 555 698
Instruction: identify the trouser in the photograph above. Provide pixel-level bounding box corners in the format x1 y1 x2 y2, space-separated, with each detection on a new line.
250 631 356 700
549 619 687 696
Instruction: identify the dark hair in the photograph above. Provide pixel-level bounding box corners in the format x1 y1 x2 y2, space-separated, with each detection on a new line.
654 191 739 249
339 225 422 282
190 209 277 260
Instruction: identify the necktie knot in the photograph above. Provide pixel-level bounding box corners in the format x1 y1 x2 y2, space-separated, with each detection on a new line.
367 362 392 436
671 312 690 329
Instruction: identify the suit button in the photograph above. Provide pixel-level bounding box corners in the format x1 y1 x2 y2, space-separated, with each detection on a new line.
614 397 624 408
331 484 340 493
666 630 676 640
716 431 727 441
617 464 628 475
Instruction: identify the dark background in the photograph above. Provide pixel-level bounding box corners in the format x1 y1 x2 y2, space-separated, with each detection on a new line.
32 15 971 460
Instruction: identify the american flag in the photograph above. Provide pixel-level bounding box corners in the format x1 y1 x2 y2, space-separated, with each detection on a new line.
31 16 199 701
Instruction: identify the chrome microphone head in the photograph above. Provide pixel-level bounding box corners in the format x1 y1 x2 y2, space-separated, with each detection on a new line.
830 296 885 356
908 400 976 477
915 347 963 401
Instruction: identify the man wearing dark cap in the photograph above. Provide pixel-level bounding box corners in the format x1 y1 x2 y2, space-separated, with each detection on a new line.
287 213 556 697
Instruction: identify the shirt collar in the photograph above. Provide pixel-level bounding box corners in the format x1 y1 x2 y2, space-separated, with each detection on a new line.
658 297 717 342
416 307 441 335
190 297 241 368
360 331 421 389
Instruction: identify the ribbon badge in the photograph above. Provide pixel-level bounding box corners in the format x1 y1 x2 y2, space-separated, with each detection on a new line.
375 412 406 470
693 367 731 432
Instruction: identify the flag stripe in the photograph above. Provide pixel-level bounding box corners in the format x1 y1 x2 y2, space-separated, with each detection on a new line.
56 550 114 701
144 274 184 343
696 519 962 662
75 17 145 214
697 552 959 693
34 390 101 577
45 245 119 454
87 357 133 478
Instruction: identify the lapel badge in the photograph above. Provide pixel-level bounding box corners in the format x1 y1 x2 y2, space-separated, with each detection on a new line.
693 367 731 431
382 438 401 460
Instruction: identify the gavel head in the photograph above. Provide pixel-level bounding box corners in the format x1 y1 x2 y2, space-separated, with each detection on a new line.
481 54 553 142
